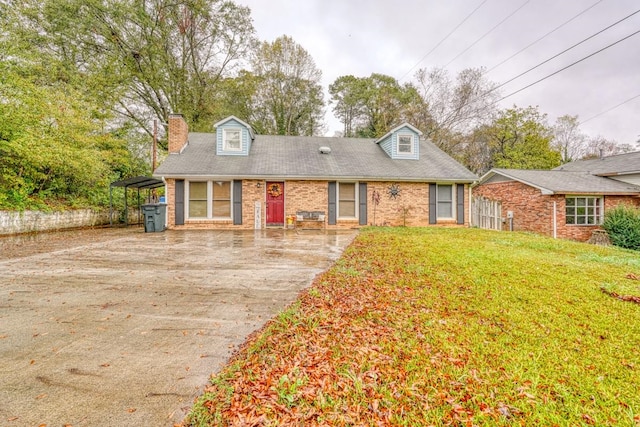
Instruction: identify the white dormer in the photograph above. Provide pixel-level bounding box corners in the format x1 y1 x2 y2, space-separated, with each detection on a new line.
214 116 255 156
375 123 422 160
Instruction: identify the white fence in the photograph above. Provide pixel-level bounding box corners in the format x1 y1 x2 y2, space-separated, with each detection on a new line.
471 197 502 231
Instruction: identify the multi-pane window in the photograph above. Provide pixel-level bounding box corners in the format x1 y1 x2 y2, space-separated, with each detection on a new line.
187 181 232 219
188 182 208 218
397 134 413 154
566 196 602 225
437 184 453 218
338 182 356 218
212 181 231 218
223 128 241 151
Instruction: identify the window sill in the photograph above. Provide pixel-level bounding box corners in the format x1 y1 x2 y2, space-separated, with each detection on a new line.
186 218 232 222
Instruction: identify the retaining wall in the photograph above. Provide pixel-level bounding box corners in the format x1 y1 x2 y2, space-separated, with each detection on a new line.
0 209 140 236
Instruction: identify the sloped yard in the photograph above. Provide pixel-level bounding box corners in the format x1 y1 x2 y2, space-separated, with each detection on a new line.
184 228 640 426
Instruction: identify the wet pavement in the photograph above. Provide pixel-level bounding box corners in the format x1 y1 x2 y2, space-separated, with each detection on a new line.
0 227 356 426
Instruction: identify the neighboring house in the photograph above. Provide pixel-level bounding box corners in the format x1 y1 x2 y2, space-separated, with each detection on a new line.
152 114 477 230
472 152 640 241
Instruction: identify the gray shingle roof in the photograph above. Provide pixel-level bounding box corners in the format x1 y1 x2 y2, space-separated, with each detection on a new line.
554 151 640 175
154 133 477 182
484 168 640 194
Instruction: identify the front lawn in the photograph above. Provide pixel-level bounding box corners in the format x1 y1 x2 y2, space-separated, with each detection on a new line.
184 228 640 426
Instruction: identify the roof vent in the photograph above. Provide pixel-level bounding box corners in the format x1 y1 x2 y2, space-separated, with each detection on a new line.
319 146 331 154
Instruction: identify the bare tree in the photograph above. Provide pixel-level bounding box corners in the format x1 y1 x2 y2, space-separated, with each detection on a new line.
413 67 500 150
552 115 587 163
582 136 637 159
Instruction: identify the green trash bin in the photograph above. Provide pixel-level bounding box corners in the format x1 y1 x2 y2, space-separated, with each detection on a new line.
141 204 166 232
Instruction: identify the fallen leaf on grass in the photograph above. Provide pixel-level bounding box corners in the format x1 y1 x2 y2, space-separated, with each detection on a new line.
600 287 640 304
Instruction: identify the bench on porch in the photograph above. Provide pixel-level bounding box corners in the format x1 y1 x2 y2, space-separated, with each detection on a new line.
295 211 326 229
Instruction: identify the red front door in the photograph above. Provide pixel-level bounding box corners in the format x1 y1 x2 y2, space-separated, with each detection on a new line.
266 182 285 226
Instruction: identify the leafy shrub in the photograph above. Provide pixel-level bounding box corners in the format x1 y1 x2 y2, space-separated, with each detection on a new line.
602 205 640 250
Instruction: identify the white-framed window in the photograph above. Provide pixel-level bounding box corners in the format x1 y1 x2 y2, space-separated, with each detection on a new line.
338 182 357 218
566 196 602 225
397 134 414 155
187 180 232 219
223 128 242 151
437 184 454 219
188 181 208 218
212 181 231 218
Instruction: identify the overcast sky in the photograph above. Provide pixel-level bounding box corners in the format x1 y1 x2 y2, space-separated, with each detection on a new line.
237 0 640 145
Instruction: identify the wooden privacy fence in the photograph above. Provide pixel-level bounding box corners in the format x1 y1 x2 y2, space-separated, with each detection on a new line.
471 196 502 231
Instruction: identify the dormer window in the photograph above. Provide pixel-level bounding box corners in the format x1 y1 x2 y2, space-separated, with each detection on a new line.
397 134 414 155
223 128 242 151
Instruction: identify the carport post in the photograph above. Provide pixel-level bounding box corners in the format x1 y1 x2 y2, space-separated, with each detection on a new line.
124 186 128 226
109 185 113 226
138 187 141 225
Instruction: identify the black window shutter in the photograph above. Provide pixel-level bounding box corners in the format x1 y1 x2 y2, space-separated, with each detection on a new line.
175 180 185 225
429 183 437 224
359 182 367 225
456 184 465 225
328 182 337 225
233 180 242 225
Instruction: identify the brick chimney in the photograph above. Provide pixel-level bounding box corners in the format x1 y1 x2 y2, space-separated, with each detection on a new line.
168 114 189 153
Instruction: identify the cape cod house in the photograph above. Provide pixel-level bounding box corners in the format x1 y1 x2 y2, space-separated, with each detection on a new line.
472 151 640 241
153 114 478 230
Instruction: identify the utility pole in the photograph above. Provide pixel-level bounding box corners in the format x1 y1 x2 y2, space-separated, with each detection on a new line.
152 119 158 201
152 119 158 172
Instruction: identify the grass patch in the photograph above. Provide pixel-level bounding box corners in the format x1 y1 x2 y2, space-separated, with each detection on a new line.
183 228 640 426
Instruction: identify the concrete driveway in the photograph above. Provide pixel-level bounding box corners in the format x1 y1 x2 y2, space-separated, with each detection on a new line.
0 227 356 426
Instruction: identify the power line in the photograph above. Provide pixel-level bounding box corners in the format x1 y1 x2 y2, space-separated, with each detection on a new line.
580 93 640 124
443 0 531 68
496 29 640 103
486 0 604 74
398 0 489 82
492 8 640 92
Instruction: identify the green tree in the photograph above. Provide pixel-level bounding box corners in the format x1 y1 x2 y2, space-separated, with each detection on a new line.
328 75 366 137
0 62 142 210
6 0 257 136
249 35 325 136
485 106 561 170
329 73 420 138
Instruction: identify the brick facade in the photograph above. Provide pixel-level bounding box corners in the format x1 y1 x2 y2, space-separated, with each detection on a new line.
472 181 640 241
163 178 471 230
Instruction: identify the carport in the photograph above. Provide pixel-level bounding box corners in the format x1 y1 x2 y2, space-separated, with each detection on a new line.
109 176 165 226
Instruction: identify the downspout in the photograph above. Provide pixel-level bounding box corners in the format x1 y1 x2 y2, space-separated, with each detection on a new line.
468 183 473 227
553 201 557 239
